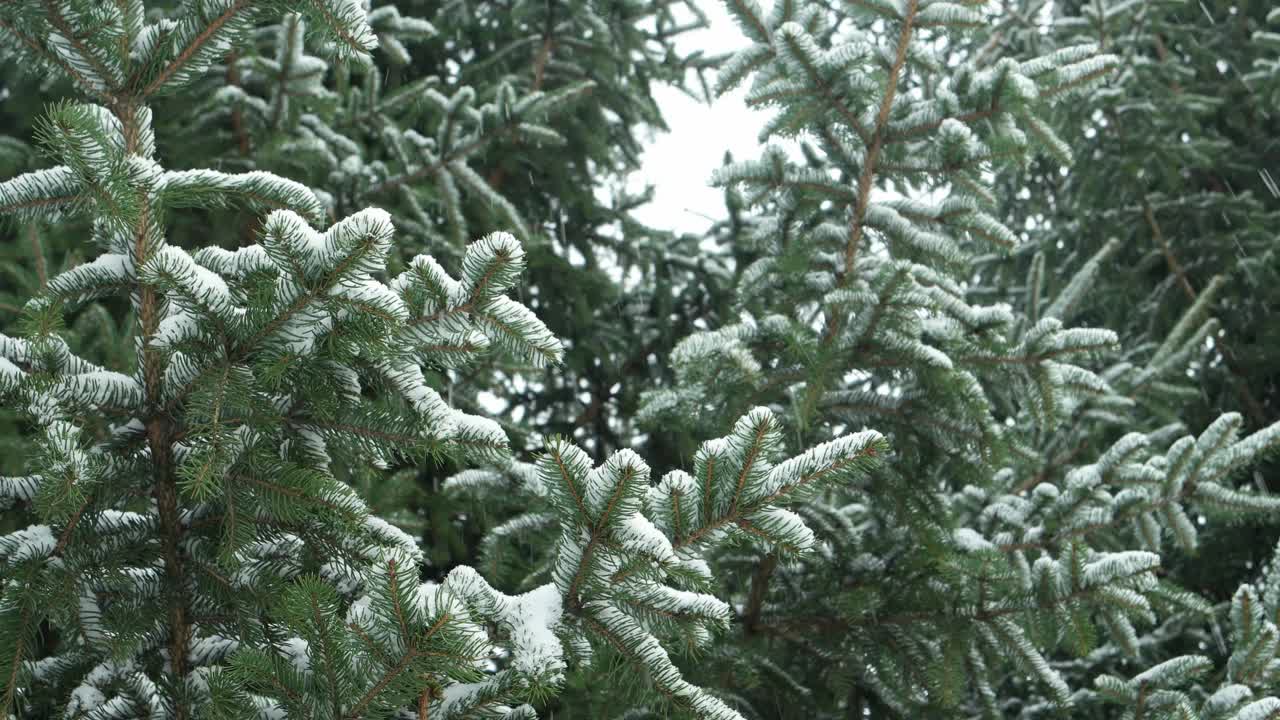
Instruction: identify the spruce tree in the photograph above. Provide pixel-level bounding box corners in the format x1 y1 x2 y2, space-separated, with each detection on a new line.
0 3 879 719
977 0 1280 601
3 1 1280 720
0 0 724 569
450 0 1280 717
963 1 1280 714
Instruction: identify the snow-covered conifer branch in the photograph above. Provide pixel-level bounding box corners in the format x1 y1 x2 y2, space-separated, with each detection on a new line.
446 407 884 717
392 235 561 369
581 603 743 720
49 371 144 413
139 0 258 96
1094 581 1280 719
0 166 82 222
157 169 325 225
138 0 379 97
39 253 132 309
142 246 245 325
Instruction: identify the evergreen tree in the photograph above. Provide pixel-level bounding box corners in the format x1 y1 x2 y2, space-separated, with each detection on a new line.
3 1 1280 719
985 0 1280 432
141 0 726 463
976 0 1280 602
450 1 1280 717
0 0 725 569
0 2 880 719
963 1 1280 714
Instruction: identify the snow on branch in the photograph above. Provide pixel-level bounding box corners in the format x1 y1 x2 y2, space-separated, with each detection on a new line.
0 167 82 222
141 246 245 325
393 235 561 368
139 0 257 96
49 371 144 413
158 169 325 225
441 407 885 718
40 253 132 309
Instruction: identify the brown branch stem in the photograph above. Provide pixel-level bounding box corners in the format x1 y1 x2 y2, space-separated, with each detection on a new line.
1143 201 1267 426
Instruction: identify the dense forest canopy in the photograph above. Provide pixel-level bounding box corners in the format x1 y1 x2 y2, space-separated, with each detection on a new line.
0 1 1278 718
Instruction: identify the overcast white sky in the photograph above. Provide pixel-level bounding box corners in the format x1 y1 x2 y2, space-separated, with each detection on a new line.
627 4 772 235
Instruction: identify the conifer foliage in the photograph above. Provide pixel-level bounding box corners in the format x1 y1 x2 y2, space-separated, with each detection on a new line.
0 2 886 719
617 0 1280 716
1 0 1279 719
0 73 552 719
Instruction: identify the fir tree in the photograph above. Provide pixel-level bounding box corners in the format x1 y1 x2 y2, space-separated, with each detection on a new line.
0 0 724 570
0 3 881 719
977 0 1280 601
3 1 1280 719
455 0 1280 716
962 0 1280 714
